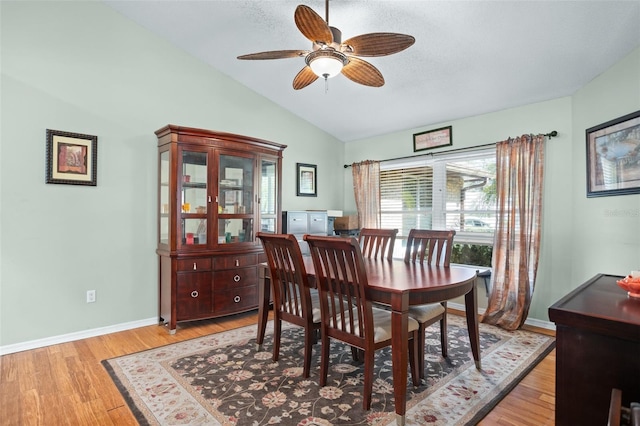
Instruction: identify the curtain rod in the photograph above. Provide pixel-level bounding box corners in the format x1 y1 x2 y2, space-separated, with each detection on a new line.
343 130 558 168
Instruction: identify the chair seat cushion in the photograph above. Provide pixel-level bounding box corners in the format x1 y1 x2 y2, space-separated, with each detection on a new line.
335 307 419 342
407 303 445 323
287 289 322 323
370 307 420 342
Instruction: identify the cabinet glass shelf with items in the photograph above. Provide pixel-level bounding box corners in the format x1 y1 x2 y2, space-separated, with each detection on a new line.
217 218 254 244
180 149 208 248
216 155 255 245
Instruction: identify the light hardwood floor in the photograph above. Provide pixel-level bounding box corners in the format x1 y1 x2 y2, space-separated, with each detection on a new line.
0 311 555 425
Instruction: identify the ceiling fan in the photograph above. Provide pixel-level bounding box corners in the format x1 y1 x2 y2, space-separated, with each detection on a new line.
237 0 415 90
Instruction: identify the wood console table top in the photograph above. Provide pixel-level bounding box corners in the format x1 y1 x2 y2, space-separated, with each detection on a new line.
549 273 640 341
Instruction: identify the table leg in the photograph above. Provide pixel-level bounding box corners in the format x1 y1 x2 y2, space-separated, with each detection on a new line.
464 282 481 369
256 273 270 351
390 293 409 426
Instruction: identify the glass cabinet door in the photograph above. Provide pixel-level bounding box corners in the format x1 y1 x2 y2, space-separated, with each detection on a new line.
259 157 278 234
159 150 170 245
218 154 254 245
180 149 208 247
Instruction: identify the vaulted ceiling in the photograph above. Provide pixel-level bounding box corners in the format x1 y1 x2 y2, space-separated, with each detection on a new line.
104 1 640 142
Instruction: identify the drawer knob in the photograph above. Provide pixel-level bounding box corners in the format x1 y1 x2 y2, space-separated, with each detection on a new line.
234 295 241 303
193 262 197 270
191 290 199 298
233 275 241 282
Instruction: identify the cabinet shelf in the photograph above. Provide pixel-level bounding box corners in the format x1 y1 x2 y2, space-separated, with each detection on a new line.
182 182 206 189
220 185 244 190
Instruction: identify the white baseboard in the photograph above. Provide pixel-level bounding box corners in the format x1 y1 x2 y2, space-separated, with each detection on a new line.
448 302 556 332
0 317 158 356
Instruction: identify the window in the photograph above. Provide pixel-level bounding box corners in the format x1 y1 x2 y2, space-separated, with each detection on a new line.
379 148 496 263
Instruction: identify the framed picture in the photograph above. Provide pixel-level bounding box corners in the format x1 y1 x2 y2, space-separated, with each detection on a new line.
586 110 640 198
46 129 97 186
413 126 452 152
296 163 317 197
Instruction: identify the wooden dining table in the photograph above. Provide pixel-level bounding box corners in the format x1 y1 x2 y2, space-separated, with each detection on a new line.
256 257 480 426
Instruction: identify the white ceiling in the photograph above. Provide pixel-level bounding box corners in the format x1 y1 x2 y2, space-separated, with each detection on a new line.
104 1 640 142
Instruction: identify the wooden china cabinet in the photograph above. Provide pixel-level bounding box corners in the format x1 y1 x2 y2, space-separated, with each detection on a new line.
155 125 286 333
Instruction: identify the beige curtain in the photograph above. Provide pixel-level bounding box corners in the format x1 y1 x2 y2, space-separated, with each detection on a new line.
351 160 381 229
482 134 546 330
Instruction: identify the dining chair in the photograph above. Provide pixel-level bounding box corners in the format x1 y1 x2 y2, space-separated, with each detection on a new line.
404 229 456 379
304 234 421 410
358 228 398 260
257 232 321 378
353 228 399 360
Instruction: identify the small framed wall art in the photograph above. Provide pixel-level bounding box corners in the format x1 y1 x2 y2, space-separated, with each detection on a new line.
296 163 317 197
413 126 453 152
46 129 98 186
586 110 640 197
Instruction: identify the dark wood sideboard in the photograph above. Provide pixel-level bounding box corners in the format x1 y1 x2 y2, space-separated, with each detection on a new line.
549 273 640 426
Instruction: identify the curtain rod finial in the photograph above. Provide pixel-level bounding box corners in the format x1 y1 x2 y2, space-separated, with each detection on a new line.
547 130 558 138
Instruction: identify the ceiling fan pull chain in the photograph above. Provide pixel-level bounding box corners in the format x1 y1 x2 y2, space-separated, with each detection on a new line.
324 76 329 94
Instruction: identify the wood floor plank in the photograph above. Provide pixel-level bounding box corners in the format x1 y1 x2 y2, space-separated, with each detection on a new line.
0 311 556 425
106 405 138 426
478 347 555 426
0 378 23 423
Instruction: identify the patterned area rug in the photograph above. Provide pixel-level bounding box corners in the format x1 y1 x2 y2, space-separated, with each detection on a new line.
103 315 554 425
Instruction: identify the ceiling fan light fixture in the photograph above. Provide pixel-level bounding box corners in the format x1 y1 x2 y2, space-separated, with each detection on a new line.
306 49 348 79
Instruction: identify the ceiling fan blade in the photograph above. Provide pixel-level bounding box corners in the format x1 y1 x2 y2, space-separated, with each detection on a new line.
342 33 415 57
342 57 384 87
237 50 308 60
294 5 333 45
292 66 318 90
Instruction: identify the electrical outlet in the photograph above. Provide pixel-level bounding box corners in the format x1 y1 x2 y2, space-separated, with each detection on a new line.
86 290 96 303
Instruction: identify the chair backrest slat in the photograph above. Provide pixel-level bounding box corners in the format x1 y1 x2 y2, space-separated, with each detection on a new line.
358 228 398 260
404 229 456 266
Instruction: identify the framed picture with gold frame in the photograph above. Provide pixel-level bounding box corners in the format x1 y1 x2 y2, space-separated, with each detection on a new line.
46 129 98 186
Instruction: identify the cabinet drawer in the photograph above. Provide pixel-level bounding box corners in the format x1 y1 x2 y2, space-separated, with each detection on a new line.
286 212 308 233
176 272 212 320
214 267 257 290
177 258 212 272
213 254 257 270
308 212 327 234
213 285 258 315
